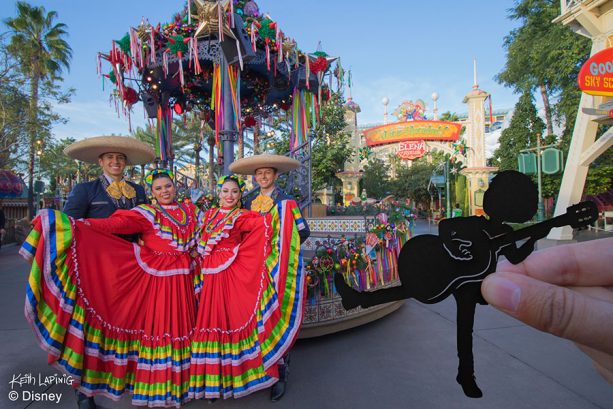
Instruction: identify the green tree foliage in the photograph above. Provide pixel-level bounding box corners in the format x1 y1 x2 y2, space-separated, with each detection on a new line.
133 115 221 189
584 147 613 196
497 0 590 137
38 137 78 182
132 115 204 168
270 93 353 192
492 91 544 171
454 174 469 217
37 137 97 195
497 1 611 199
390 160 435 208
439 111 460 122
5 1 72 217
361 157 389 200
311 93 353 191
0 34 28 169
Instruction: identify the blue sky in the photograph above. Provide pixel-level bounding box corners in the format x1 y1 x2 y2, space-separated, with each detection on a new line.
3 0 521 140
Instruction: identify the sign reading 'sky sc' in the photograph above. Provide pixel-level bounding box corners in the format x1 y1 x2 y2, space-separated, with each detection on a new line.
578 47 613 96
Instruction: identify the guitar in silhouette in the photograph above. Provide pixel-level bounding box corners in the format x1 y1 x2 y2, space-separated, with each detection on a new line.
399 200 598 304
335 200 598 309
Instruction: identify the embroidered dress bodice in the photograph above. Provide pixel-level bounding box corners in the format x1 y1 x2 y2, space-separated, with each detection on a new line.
86 202 201 253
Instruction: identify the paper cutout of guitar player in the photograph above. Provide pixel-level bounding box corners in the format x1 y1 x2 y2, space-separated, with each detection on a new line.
335 170 598 398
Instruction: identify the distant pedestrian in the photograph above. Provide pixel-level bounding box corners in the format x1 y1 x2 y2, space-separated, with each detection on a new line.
452 203 463 218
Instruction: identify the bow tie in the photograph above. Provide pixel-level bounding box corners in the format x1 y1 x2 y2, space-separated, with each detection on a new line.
251 194 274 214
106 181 136 200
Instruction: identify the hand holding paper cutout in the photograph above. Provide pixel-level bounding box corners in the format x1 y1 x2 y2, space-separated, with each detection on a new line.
483 237 613 385
335 170 599 398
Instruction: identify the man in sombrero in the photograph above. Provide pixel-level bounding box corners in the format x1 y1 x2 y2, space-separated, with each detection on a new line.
230 154 310 243
229 154 310 401
63 136 154 408
63 135 155 220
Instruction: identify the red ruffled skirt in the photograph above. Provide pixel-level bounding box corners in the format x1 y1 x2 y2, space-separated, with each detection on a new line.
189 202 306 399
21 210 197 407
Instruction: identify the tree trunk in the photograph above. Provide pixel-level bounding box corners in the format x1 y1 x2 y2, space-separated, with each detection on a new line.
194 143 201 189
539 83 554 137
27 71 40 220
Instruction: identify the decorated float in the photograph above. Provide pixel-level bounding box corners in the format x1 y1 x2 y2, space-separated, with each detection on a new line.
97 0 407 337
299 205 414 337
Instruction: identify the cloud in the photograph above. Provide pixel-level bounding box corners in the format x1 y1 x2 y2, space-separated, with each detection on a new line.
51 100 148 141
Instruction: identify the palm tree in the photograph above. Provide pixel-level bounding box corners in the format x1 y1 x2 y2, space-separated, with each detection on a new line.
439 111 460 122
5 2 72 218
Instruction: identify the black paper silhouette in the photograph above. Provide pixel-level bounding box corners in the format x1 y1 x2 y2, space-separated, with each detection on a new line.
335 170 598 398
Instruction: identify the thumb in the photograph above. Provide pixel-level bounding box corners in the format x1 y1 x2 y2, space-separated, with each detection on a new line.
482 272 613 356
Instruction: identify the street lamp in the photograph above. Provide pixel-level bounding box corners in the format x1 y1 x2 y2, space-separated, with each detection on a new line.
535 133 545 222
444 158 451 219
382 97 389 124
431 92 439 120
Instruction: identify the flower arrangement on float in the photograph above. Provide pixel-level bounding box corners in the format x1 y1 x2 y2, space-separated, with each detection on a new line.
305 217 411 304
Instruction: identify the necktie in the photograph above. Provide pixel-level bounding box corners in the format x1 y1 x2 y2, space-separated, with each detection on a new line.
106 181 136 200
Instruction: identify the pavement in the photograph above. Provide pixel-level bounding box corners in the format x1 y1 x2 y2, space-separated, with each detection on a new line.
0 221 611 409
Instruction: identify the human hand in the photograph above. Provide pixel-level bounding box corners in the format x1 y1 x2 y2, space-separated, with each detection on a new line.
444 238 473 261
481 237 613 384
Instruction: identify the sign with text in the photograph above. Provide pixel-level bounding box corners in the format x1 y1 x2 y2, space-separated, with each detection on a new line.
578 47 613 96
397 140 427 160
363 120 461 147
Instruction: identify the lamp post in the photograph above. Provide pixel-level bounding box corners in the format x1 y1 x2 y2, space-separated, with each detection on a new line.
431 92 439 120
445 159 451 219
535 133 544 222
382 97 389 124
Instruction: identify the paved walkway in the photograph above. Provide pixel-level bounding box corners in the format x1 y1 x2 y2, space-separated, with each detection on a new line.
0 221 611 409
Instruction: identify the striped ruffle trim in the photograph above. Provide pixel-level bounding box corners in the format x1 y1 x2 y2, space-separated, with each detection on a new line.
189 212 282 399
261 200 306 365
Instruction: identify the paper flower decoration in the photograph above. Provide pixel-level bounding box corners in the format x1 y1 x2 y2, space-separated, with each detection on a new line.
167 35 190 58
122 86 139 107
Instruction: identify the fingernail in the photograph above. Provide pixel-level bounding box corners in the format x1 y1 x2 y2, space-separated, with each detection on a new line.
483 275 521 312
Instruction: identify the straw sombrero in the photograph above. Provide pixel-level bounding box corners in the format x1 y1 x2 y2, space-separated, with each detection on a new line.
229 154 300 175
64 136 156 165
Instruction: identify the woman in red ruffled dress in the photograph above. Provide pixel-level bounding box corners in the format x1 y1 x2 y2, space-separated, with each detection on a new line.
189 175 306 400
21 169 201 408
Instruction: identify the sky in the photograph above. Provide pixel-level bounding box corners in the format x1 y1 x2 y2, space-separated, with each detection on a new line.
2 0 522 143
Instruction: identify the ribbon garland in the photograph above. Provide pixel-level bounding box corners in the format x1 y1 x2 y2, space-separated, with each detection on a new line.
291 88 319 150
156 105 173 162
212 63 242 146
